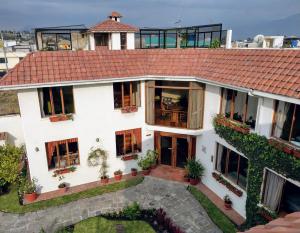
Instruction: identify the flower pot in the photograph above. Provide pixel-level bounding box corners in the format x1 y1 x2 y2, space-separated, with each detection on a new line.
224 202 232 210
189 178 199 185
183 175 190 182
142 168 151 176
114 174 123 181
283 146 293 154
24 192 38 202
101 177 109 184
151 164 157 169
58 186 68 194
131 169 138 176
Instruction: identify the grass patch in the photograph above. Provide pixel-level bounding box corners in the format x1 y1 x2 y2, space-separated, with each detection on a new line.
187 186 237 233
0 177 144 214
61 216 155 233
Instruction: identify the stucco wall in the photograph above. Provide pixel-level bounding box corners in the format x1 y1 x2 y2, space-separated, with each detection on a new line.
111 33 121 50
127 33 135 50
0 114 24 146
18 81 153 193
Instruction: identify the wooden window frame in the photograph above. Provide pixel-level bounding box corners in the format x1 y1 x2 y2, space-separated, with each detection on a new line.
115 128 142 157
120 32 127 50
215 143 248 190
114 81 141 109
220 88 256 127
271 100 298 144
40 86 75 117
46 138 80 170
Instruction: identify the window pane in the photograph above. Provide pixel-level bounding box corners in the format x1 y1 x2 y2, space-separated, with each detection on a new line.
113 83 122 108
238 156 248 189
116 134 124 156
275 102 294 141
218 144 228 174
246 96 258 129
204 32 212 46
223 89 233 117
42 34 57 50
95 33 109 46
227 150 239 183
57 34 71 50
52 87 63 114
198 33 205 47
187 32 196 47
291 105 300 147
132 82 138 106
62 86 74 114
40 88 52 116
58 143 67 167
165 33 177 48
47 143 58 169
68 141 79 165
123 82 131 107
233 91 247 123
121 33 127 50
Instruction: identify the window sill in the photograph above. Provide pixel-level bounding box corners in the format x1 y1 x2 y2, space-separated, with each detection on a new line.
212 172 244 197
215 115 250 134
269 137 300 158
51 166 77 177
118 153 139 161
49 114 73 122
121 106 138 113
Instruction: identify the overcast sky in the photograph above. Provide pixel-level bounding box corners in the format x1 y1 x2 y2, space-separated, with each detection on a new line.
0 0 300 38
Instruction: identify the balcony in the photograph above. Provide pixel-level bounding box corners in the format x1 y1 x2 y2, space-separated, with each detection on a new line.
155 109 187 128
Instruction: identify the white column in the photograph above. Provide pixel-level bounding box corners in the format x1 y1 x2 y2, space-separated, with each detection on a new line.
89 33 95 50
111 32 121 50
225 30 232 49
127 33 135 50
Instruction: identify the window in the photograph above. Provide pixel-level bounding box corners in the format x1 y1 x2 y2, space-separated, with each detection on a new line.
38 86 75 117
45 138 79 170
41 33 72 51
115 128 142 156
220 88 258 129
0 58 7 63
95 33 109 46
113 82 141 109
272 101 300 147
120 32 127 50
215 143 248 190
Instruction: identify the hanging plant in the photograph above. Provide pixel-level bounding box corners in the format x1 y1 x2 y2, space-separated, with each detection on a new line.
87 146 109 180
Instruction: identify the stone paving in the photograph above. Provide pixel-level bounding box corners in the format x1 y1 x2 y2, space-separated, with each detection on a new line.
0 176 222 233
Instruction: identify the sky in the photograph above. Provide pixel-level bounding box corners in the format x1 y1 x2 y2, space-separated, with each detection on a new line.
0 0 300 39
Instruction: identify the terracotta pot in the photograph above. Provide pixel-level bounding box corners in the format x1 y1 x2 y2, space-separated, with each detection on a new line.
101 177 109 184
189 178 199 185
24 192 38 202
131 169 138 176
58 186 68 194
183 176 190 182
151 164 157 169
142 168 151 176
283 146 293 154
114 174 122 181
224 202 232 210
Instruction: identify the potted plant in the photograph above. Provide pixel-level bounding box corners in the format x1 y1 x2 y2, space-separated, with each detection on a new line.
58 182 68 194
87 146 109 184
186 159 205 185
138 156 152 175
22 178 38 202
131 168 138 176
147 149 158 169
114 170 123 181
224 195 232 210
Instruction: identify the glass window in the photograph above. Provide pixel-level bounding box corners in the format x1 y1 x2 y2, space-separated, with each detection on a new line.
42 34 57 50
38 86 75 117
113 82 141 109
215 143 248 190
57 34 71 50
197 33 205 47
46 138 79 170
121 32 127 50
115 129 141 156
204 32 212 46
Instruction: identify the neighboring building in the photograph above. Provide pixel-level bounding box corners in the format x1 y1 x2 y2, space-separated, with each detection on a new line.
1 48 300 220
0 51 28 75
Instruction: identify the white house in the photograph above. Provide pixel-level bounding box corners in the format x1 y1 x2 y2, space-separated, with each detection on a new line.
0 16 300 221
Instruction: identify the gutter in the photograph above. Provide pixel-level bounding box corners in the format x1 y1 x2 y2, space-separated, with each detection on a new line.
0 75 299 104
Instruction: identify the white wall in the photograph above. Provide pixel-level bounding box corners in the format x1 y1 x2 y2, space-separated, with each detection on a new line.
111 33 121 50
256 97 274 137
0 52 28 71
127 33 135 50
89 33 95 51
0 114 24 146
18 82 153 193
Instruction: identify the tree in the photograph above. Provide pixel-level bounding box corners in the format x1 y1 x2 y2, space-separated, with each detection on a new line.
0 144 24 183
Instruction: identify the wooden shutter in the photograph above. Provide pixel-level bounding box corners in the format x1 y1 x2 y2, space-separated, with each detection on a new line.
187 82 205 129
145 81 155 124
133 128 142 151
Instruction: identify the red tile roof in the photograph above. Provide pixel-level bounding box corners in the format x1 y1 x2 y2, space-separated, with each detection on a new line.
1 49 300 99
240 212 300 233
89 19 138 32
110 11 122 18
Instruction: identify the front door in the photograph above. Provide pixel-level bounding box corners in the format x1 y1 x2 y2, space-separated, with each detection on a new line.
155 132 195 168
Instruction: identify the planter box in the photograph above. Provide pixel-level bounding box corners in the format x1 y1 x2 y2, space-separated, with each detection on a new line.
212 172 243 197
268 138 298 157
224 202 232 210
131 169 138 176
215 115 250 134
293 150 300 158
24 192 38 202
53 168 73 176
49 114 72 122
121 106 138 113
121 154 138 161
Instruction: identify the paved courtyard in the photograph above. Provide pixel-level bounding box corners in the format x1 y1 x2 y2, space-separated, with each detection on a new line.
0 176 221 233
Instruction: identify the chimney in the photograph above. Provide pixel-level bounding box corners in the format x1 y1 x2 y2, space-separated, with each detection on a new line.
108 11 122 22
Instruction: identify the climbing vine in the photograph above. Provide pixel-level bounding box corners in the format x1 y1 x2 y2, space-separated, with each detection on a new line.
213 115 300 228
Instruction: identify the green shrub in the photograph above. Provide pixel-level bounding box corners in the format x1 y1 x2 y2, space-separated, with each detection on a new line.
122 202 141 220
185 159 205 179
